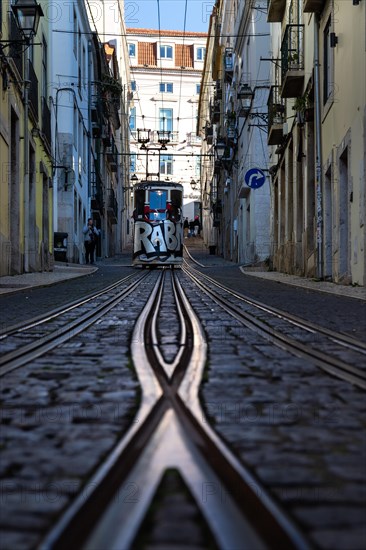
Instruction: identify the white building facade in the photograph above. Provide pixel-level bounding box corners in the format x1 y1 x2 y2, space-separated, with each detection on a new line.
50 0 94 263
198 1 271 263
126 28 207 223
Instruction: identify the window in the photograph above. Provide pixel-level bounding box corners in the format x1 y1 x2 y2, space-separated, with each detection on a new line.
196 84 201 95
160 155 173 175
196 47 206 61
149 190 168 221
160 45 173 59
130 153 136 173
323 17 333 104
129 107 136 130
131 81 136 91
128 43 136 57
159 82 173 93
160 108 173 132
195 156 201 177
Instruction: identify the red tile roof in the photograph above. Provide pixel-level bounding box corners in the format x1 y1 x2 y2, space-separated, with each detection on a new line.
127 28 207 38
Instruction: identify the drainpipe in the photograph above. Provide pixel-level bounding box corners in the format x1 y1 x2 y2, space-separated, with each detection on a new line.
23 57 30 272
88 41 92 200
314 15 324 279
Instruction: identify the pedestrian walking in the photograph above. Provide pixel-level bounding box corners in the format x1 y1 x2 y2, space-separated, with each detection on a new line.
189 219 195 237
183 217 189 238
193 215 201 236
83 218 100 265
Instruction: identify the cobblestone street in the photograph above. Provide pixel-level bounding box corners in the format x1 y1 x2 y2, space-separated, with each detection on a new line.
0 247 365 549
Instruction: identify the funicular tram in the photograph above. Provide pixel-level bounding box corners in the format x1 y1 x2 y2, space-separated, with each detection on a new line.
132 180 184 267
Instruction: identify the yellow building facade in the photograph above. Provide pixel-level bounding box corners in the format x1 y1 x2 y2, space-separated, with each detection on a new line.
0 0 53 276
267 0 366 285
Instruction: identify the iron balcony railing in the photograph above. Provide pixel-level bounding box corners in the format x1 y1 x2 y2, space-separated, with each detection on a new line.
105 137 118 172
91 161 104 211
106 188 118 221
9 12 23 77
267 85 285 129
28 59 39 122
41 96 51 151
281 24 305 83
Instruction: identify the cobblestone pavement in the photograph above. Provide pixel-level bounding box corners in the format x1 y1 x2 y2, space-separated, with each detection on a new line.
185 239 366 340
0 253 134 331
1 244 365 549
176 269 366 550
0 271 160 549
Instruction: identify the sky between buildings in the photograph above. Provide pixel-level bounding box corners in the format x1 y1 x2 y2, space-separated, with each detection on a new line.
124 0 214 32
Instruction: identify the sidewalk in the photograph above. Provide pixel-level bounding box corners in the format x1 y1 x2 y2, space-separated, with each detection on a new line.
185 239 366 301
0 263 97 296
1 246 365 301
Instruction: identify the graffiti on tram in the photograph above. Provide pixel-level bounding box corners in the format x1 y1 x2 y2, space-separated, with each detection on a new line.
133 220 183 262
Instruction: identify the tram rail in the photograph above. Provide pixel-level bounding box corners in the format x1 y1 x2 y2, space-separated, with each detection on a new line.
182 264 366 390
40 268 311 550
0 272 150 376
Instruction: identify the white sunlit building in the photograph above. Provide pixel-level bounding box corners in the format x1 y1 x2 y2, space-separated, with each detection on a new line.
126 28 207 222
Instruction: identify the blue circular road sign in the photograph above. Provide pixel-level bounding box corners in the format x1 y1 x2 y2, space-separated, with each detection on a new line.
244 168 266 189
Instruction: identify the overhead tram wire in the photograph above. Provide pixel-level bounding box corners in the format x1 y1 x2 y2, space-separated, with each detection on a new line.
53 30 270 39
176 0 189 137
156 0 165 132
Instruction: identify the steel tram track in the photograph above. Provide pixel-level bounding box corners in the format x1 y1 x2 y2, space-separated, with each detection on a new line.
182 264 366 390
40 268 312 550
0 272 141 339
0 272 150 377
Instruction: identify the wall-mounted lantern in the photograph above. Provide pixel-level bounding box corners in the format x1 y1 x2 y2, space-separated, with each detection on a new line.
215 139 227 161
237 84 254 117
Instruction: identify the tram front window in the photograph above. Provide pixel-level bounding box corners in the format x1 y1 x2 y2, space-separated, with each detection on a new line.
149 190 167 221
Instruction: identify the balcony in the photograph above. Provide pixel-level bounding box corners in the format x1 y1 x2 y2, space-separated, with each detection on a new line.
41 97 51 152
281 24 305 98
224 48 234 83
205 125 213 144
211 100 221 123
215 80 222 100
303 0 326 12
91 99 104 138
91 167 103 213
106 188 118 223
9 12 23 78
267 86 285 146
28 60 39 123
150 130 178 144
186 132 201 146
267 0 286 22
105 138 118 172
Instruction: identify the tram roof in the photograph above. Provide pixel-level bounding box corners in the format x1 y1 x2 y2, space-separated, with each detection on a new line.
134 180 184 191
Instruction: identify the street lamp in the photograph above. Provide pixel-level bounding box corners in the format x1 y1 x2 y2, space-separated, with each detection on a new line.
131 173 138 182
11 0 44 43
215 139 227 161
190 179 197 190
237 83 254 117
0 0 43 52
137 129 150 150
157 130 170 149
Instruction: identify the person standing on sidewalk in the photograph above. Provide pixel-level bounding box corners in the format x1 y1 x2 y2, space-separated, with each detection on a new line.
83 218 100 264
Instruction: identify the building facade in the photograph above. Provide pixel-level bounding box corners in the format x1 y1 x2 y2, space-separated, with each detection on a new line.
0 0 53 275
126 28 207 222
200 0 365 285
198 0 272 263
267 0 365 285
87 0 132 251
